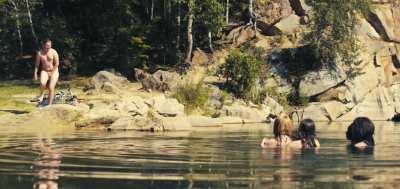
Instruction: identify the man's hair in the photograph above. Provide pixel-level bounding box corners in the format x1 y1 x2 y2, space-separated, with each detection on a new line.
42 38 51 44
346 117 375 146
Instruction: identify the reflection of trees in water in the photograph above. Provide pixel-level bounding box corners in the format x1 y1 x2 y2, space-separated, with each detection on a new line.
184 131 268 189
32 139 61 189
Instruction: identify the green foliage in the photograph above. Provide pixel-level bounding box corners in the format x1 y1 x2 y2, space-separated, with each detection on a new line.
219 89 232 106
306 0 373 66
287 89 309 107
280 45 321 77
172 82 210 113
197 0 224 34
195 0 225 49
265 86 290 109
250 88 268 105
0 0 255 79
129 36 151 69
220 49 264 102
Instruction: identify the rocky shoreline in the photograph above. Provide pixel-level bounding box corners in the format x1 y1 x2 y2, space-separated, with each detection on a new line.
1 68 398 131
0 70 284 131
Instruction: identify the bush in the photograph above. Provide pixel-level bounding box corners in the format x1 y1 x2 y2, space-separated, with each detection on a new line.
220 49 264 102
172 82 210 113
287 89 309 107
265 86 290 109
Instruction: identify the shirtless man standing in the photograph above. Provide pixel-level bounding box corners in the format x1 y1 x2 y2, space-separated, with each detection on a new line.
33 38 60 106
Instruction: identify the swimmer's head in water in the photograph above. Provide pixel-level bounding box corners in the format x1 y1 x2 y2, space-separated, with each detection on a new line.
299 119 318 148
299 119 316 138
346 117 375 146
273 113 293 139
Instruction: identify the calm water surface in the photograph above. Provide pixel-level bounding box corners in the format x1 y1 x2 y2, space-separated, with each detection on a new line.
0 122 400 189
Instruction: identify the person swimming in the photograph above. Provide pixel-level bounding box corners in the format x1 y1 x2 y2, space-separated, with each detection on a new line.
289 119 320 149
261 113 293 148
346 117 375 148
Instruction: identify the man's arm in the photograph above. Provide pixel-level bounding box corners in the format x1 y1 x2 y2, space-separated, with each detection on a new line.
33 52 40 80
53 50 60 72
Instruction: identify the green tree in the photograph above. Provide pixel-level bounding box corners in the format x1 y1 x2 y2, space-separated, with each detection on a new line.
306 0 372 66
221 49 263 102
195 0 224 52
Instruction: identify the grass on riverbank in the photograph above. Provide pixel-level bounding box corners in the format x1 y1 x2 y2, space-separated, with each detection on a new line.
0 78 92 116
0 81 38 116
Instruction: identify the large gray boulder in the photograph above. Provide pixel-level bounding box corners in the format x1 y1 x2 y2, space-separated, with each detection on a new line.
114 96 149 117
263 96 284 115
226 26 255 47
220 101 270 122
75 100 122 128
338 86 396 121
85 71 129 94
357 18 382 40
146 95 185 117
302 103 330 122
108 115 192 131
344 63 380 104
140 70 179 92
322 101 349 121
314 85 350 103
254 0 292 33
299 68 346 97
367 4 400 43
265 14 301 35
84 100 122 120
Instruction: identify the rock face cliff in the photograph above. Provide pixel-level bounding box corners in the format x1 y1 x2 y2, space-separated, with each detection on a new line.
301 1 400 121
221 0 400 121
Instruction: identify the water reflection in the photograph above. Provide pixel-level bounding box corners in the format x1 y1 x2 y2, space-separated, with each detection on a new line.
347 145 375 155
32 139 61 189
0 123 399 188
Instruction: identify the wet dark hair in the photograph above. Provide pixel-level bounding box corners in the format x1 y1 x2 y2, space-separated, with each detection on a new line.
346 117 375 146
298 119 318 148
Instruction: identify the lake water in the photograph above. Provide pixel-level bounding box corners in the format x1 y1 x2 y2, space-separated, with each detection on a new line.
0 122 400 189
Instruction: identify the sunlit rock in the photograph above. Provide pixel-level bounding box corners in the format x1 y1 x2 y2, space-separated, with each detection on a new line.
299 68 346 97
85 71 129 94
220 101 270 122
367 4 400 43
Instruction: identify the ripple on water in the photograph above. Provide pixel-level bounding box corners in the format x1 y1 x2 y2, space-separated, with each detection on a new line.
0 123 400 188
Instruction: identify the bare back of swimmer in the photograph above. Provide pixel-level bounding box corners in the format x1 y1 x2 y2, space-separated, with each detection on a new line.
33 38 60 106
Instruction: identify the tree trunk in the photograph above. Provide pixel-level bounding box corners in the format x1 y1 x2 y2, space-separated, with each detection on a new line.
208 30 213 52
249 0 253 24
184 0 194 64
25 0 38 48
163 0 167 19
10 0 23 56
249 0 256 37
225 0 229 25
176 0 181 63
163 0 167 65
145 0 149 21
150 0 154 21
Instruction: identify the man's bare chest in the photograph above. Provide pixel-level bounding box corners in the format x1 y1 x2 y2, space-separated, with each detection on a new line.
39 52 54 64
